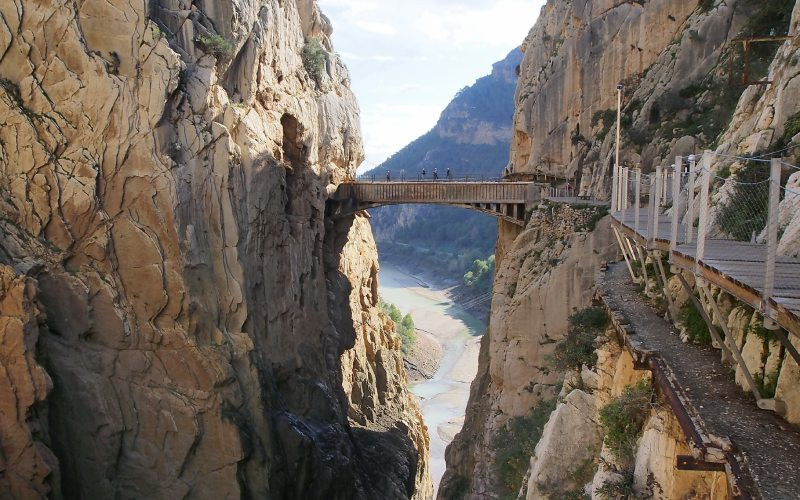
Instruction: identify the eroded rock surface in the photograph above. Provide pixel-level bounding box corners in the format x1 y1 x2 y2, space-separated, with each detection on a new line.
0 0 428 497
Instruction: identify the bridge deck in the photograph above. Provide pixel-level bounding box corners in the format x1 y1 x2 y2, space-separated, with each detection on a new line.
330 181 540 226
611 208 800 335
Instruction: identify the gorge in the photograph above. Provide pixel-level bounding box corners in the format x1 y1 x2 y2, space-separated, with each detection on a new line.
3 0 800 499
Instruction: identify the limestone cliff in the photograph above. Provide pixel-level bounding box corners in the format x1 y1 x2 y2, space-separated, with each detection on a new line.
442 1 800 498
439 206 617 498
0 0 429 497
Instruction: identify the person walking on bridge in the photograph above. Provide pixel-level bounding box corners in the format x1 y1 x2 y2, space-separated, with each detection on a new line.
421 168 426 181
446 167 451 181
386 170 391 182
433 168 439 180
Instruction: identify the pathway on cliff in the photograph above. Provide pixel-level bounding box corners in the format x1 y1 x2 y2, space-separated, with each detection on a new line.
602 262 800 499
379 265 484 493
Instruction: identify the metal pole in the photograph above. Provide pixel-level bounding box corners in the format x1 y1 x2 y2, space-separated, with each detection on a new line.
651 165 663 245
695 151 713 275
670 157 682 252
686 155 697 244
613 83 623 211
763 158 781 326
634 169 641 236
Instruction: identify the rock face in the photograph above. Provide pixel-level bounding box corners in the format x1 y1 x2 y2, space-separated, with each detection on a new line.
439 206 617 498
0 266 58 498
0 0 428 498
443 1 800 497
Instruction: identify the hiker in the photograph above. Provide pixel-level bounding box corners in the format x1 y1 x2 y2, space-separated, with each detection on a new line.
446 167 452 181
386 170 391 181
433 168 439 180
421 168 426 180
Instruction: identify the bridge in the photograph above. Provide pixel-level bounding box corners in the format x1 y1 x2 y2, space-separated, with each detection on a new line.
328 181 542 226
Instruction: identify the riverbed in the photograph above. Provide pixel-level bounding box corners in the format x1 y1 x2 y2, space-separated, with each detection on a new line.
378 264 485 494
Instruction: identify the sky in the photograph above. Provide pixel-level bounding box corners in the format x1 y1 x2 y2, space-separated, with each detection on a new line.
317 0 546 172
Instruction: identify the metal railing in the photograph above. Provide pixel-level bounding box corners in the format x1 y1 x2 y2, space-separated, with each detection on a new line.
611 151 800 327
356 173 502 183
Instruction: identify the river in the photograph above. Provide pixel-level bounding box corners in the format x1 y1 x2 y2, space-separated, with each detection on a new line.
378 264 485 494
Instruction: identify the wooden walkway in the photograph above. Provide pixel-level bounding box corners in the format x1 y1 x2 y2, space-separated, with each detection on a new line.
329 181 540 225
611 207 800 336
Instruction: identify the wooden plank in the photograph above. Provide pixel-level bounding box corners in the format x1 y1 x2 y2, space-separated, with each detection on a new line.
676 455 727 472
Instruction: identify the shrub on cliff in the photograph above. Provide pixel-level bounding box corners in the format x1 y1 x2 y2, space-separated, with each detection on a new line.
302 38 327 84
551 307 610 371
494 398 557 498
198 34 234 58
599 379 653 466
379 299 416 354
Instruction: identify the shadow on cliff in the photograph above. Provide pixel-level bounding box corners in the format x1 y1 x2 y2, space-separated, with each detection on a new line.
324 213 421 499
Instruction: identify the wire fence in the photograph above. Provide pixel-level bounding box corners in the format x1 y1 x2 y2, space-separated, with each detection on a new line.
610 151 800 327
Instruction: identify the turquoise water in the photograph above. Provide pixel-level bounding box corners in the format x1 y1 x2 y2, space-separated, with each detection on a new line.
378 264 485 493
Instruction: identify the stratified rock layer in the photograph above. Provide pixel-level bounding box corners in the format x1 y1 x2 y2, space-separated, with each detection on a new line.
0 0 429 497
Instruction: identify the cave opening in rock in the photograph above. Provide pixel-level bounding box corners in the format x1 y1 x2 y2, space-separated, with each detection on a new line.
281 113 305 166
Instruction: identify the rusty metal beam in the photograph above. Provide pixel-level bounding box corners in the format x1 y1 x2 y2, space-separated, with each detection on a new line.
676 455 726 472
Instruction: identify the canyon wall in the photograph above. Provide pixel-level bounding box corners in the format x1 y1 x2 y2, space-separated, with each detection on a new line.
0 0 429 497
440 205 617 498
443 0 800 498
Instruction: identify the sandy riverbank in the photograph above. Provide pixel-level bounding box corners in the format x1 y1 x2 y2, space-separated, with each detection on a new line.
378 264 484 495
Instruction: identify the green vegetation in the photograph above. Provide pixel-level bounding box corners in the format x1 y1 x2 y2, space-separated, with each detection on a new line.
592 109 616 141
576 205 610 233
379 299 416 354
551 307 610 371
749 320 779 343
755 371 779 399
679 301 711 345
595 467 636 499
198 34 234 58
599 380 653 465
302 38 327 83
494 398 557 498
697 0 715 13
782 111 800 145
463 255 495 291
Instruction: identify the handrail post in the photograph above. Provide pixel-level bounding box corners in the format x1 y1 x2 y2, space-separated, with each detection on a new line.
763 158 781 326
612 164 619 212
622 167 629 213
686 155 697 244
634 169 641 236
650 165 663 246
695 151 712 275
670 157 682 252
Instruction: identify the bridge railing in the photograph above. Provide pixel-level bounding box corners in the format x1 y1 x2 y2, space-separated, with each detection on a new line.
613 151 800 327
356 173 502 183
334 181 536 205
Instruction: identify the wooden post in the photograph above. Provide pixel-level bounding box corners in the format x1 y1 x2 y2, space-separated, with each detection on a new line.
686 155 697 244
671 157 682 252
695 152 713 275
697 281 765 404
614 227 639 283
763 158 781 328
634 169 642 236
676 273 735 365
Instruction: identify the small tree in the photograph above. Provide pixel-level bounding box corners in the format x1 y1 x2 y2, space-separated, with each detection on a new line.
302 38 327 84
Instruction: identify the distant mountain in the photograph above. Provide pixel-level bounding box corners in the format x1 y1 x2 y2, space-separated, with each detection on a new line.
366 48 522 287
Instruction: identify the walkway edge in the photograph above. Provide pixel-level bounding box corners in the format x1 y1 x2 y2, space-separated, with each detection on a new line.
594 261 759 500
